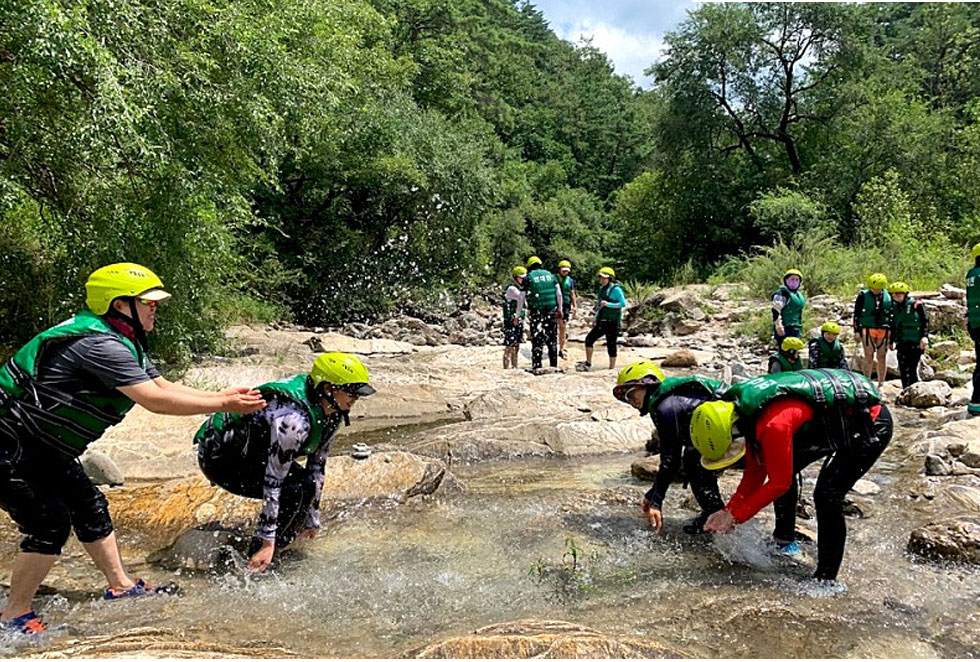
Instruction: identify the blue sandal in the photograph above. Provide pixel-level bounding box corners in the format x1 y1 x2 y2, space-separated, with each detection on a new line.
103 578 179 600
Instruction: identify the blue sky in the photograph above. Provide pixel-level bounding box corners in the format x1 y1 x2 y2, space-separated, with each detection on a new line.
530 0 696 87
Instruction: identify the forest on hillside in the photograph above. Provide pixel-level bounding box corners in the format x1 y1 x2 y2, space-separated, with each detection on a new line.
3 1 980 366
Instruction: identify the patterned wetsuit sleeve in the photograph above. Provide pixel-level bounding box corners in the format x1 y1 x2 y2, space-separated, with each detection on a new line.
254 406 310 541
302 435 333 530
808 339 820 368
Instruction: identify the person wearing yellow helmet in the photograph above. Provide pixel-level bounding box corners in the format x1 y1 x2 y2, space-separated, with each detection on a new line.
853 273 893 390
556 260 577 359
524 256 564 371
0 263 266 635
613 362 728 535
888 282 929 389
771 269 806 346
768 336 806 374
692 370 893 590
808 321 848 370
581 267 626 371
195 352 375 573
966 243 980 414
502 267 528 369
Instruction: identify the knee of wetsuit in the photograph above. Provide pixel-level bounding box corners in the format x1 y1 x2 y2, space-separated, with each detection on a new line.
72 489 114 544
20 506 72 555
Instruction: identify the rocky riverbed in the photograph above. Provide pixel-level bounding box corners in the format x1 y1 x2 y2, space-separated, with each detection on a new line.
2 284 979 658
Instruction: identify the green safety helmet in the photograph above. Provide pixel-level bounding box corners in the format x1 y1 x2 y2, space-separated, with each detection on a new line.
558 260 572 269
598 266 615 279
690 401 745 471
781 336 806 352
512 266 527 278
612 361 666 403
821 321 841 335
783 269 803 281
889 281 910 294
867 273 888 289
526 256 543 268
310 352 376 397
972 242 980 259
85 263 171 315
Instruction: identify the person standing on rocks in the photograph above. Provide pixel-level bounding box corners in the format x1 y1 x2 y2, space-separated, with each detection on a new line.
557 260 577 360
194 352 375 573
888 282 929 389
772 269 806 346
691 369 893 592
502 266 527 369
524 256 563 371
853 273 893 390
581 267 626 371
0 263 266 635
966 242 980 415
768 337 805 374
808 321 848 370
613 361 728 534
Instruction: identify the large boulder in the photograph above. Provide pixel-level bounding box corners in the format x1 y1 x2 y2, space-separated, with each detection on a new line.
897 381 953 408
403 620 683 659
941 283 966 300
662 349 698 368
908 516 980 565
923 299 966 334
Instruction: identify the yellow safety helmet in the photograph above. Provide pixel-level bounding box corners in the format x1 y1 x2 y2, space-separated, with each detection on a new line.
690 401 745 470
310 352 376 397
612 361 666 402
598 266 615 279
783 269 803 281
821 321 841 335
526 256 543 268
781 336 806 352
85 263 171 315
512 266 527 278
558 260 572 269
867 273 888 289
971 242 980 259
889 281 910 294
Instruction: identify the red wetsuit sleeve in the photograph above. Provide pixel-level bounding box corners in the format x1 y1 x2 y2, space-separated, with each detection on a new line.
726 398 814 524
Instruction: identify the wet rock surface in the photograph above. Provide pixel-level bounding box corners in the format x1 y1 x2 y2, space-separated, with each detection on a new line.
898 381 953 408
908 516 980 565
23 627 298 658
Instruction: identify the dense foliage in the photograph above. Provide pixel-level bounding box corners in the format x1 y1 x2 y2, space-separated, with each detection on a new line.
2 1 980 367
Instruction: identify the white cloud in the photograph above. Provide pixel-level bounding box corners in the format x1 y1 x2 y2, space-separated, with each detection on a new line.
556 20 666 88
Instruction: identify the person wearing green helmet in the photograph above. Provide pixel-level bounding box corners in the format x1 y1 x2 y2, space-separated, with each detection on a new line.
966 242 980 415
853 273 893 390
0 263 266 635
888 282 929 389
581 267 626 371
808 321 848 370
691 370 893 591
556 260 577 359
613 361 728 535
772 269 806 345
502 266 528 369
195 352 376 573
768 336 806 374
524 256 563 371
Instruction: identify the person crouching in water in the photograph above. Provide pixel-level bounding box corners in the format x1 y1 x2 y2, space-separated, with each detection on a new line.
853 273 893 390
691 369 893 592
502 266 527 369
0 263 266 635
194 352 375 573
768 336 805 374
888 282 929 389
809 321 848 370
613 361 728 534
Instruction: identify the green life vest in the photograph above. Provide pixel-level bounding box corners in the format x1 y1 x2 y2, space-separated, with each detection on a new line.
724 369 879 421
558 275 573 308
0 310 145 457
769 352 803 373
502 284 525 322
967 267 980 327
857 289 892 329
194 374 337 455
596 282 624 323
774 286 805 328
646 376 726 414
893 297 924 343
813 337 845 369
526 269 558 311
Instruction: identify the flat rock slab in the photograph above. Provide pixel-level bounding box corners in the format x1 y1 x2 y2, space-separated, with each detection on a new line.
26 627 298 659
404 619 684 659
908 516 980 565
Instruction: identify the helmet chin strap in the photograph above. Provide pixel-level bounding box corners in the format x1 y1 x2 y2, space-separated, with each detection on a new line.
320 386 351 426
105 297 148 351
